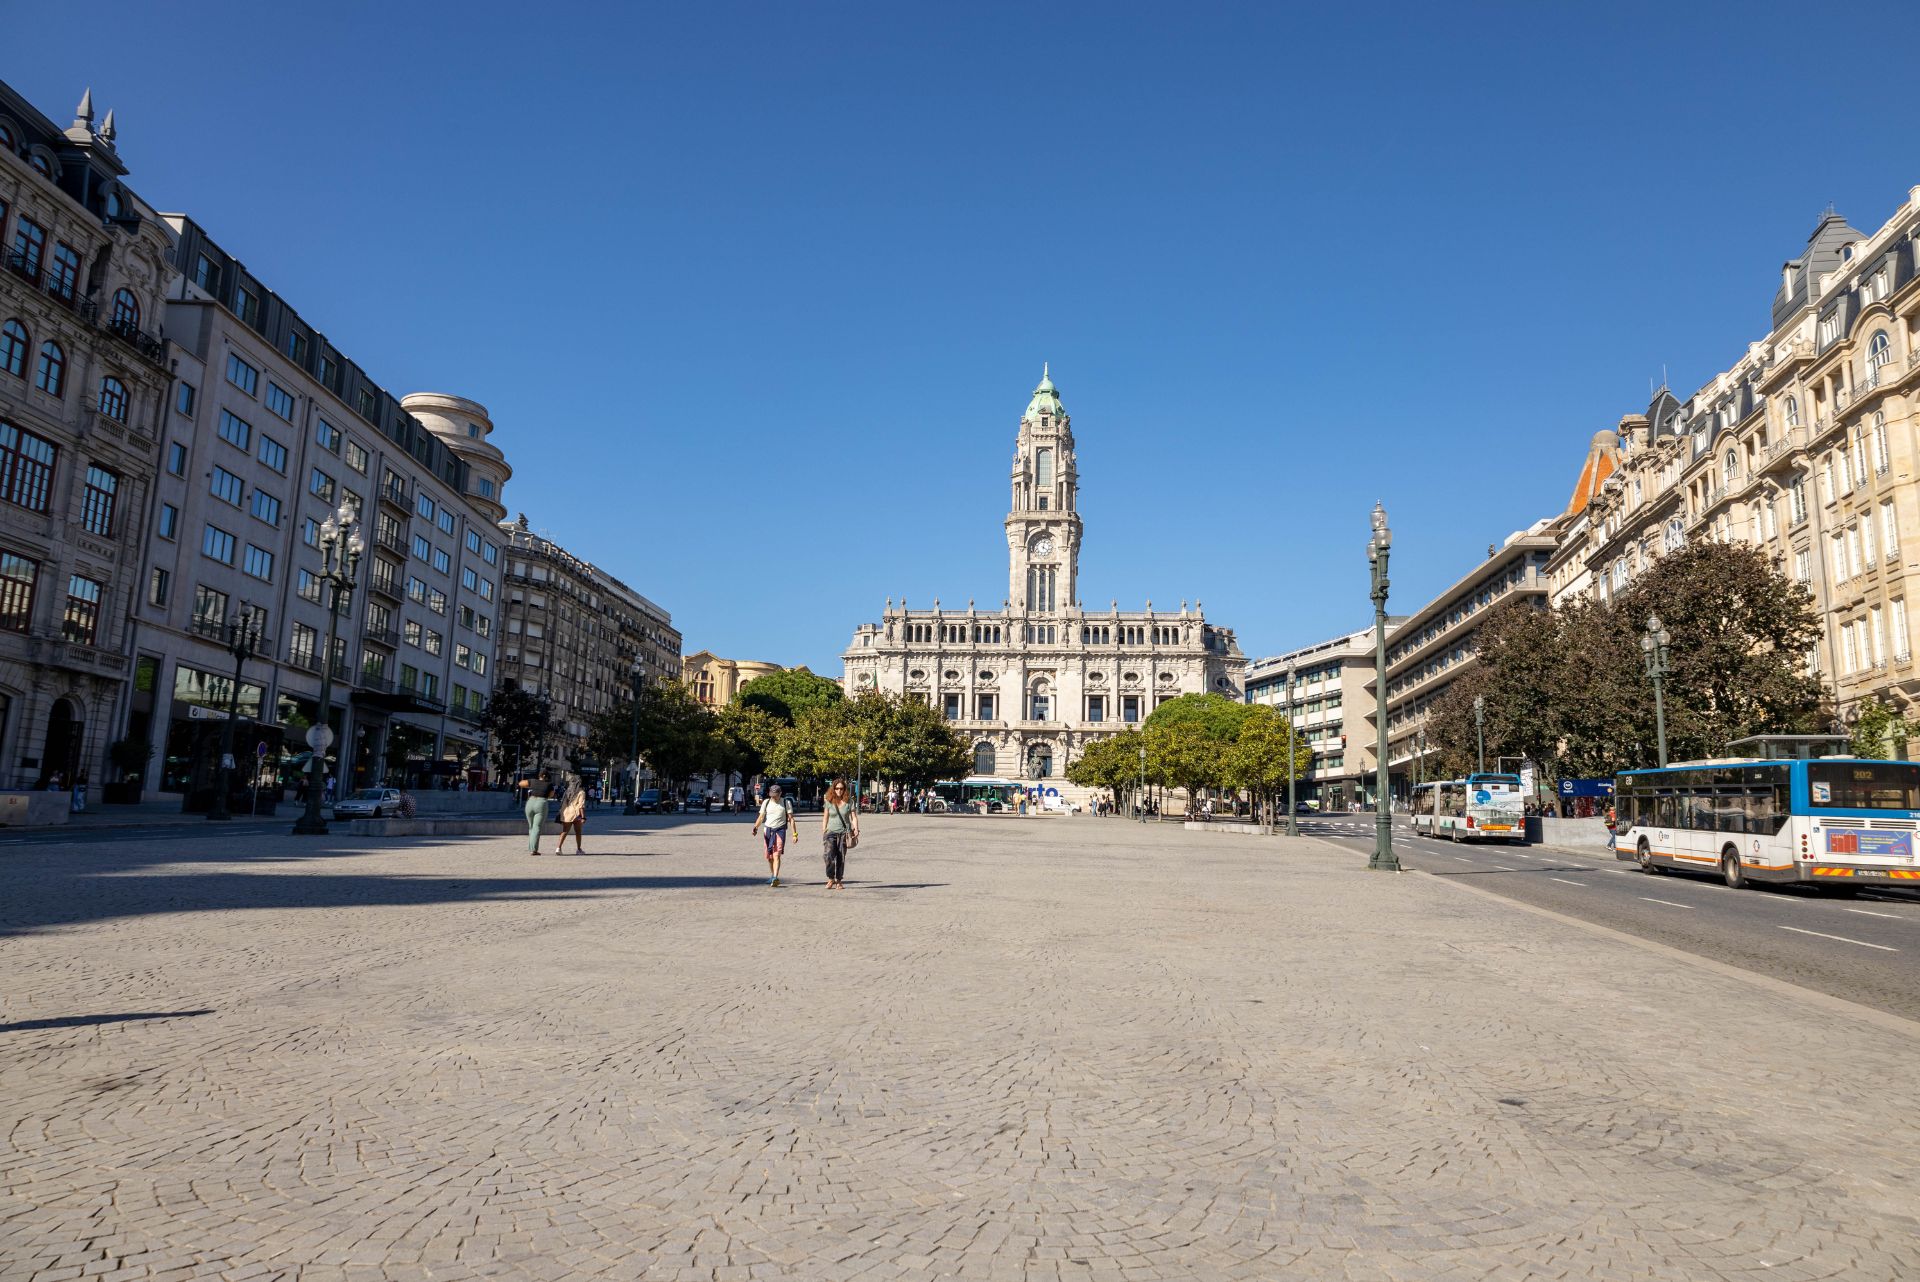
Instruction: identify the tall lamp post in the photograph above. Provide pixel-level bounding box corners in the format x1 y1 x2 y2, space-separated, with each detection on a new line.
855 737 865 812
1367 501 1399 871
1473 694 1487 775
1137 742 1148 822
1283 662 1299 837
1642 614 1672 768
624 668 645 814
292 503 364 835
207 604 263 821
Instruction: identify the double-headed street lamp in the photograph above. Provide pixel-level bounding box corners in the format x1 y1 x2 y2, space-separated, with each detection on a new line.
623 667 646 814
1138 742 1147 822
1367 501 1399 872
292 503 364 835
1642 614 1672 768
1473 694 1487 775
1283 662 1299 837
855 737 866 811
206 604 263 822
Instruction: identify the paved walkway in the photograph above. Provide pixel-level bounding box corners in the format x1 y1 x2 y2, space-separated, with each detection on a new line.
2 816 1915 1281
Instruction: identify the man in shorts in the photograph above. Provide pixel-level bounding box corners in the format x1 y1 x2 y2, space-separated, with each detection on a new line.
752 784 796 887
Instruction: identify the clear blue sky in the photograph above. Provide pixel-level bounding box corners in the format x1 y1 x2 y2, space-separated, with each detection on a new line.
19 2 1917 672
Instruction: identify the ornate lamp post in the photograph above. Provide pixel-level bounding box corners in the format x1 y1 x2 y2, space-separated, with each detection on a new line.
623 667 646 814
1284 661 1299 837
1367 502 1399 872
206 603 263 822
1138 742 1148 823
292 502 364 835
1473 694 1487 775
855 737 865 811
1642 614 1672 768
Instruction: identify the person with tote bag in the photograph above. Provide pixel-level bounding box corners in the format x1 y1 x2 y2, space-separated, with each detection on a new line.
820 777 859 891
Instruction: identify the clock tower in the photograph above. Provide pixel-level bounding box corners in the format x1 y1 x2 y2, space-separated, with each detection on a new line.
1006 365 1082 615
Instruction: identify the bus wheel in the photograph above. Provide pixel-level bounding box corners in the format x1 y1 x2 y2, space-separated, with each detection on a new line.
1637 839 1660 874
1722 847 1747 890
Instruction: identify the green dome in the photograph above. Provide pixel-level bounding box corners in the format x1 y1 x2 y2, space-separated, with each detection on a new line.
1024 362 1064 418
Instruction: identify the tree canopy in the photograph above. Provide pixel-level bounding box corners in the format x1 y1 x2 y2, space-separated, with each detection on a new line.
736 668 844 725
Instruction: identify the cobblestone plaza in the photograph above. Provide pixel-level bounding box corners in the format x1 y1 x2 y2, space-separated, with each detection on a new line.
3 818 1917 1281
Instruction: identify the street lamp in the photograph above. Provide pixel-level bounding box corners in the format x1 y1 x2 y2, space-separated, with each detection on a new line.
1284 662 1299 837
206 602 263 822
1138 742 1148 823
855 737 865 812
1641 613 1672 768
292 502 364 835
1367 501 1399 872
623 667 646 814
1473 694 1487 775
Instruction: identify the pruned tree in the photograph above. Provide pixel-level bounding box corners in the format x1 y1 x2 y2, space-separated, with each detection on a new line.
736 668 844 725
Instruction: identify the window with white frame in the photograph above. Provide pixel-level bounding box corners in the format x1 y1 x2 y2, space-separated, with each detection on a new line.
1867 330 1892 372
1883 501 1899 557
1847 526 1864 578
1863 516 1877 568
1894 599 1910 661
1842 621 1858 673
1873 413 1889 474
1790 477 1808 524
1784 395 1799 428
1831 532 1848 582
1871 606 1887 667
1794 548 1810 582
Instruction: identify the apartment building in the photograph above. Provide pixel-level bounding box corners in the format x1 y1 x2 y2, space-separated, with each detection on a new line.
1244 623 1397 810
497 517 681 762
131 215 511 804
1377 522 1558 800
1549 187 1920 727
0 85 174 789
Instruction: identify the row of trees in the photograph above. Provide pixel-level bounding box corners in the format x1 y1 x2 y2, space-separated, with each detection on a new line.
1065 693 1312 820
1422 542 1832 790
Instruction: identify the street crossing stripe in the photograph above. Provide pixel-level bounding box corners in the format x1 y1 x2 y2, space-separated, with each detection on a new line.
1777 925 1898 952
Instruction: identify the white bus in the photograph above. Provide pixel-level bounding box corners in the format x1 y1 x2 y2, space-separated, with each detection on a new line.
1409 773 1526 843
1613 757 1920 889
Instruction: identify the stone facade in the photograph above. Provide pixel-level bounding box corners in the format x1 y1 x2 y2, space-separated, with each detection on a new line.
683 651 782 707
0 85 174 789
1547 186 1920 730
131 214 511 799
842 369 1246 782
497 518 681 766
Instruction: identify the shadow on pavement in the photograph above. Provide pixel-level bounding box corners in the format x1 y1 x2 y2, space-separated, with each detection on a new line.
0 1009 215 1033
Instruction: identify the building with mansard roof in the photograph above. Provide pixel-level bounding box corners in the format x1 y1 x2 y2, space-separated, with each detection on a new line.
842 368 1246 785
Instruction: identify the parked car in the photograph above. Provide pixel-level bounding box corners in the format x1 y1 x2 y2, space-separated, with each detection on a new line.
333 787 406 818
684 791 712 813
632 788 664 813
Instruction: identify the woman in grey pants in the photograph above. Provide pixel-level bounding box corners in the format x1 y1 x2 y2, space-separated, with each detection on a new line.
518 769 554 855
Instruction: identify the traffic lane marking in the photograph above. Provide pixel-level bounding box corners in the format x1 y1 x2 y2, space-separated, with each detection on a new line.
1845 908 1905 920
1550 878 1587 887
1778 925 1899 952
1639 898 1693 909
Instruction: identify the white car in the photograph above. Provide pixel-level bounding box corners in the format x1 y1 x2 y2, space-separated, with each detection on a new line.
332 787 406 818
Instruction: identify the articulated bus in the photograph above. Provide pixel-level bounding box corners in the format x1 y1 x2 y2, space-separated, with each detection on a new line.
1613 757 1920 889
931 778 1017 813
1409 773 1526 843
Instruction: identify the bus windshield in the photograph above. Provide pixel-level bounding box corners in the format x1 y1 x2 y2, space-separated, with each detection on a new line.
1807 762 1920 810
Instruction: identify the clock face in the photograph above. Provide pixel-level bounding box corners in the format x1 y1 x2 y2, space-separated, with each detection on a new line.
1031 535 1054 556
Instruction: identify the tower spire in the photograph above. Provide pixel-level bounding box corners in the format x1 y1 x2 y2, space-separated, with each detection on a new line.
73 88 95 131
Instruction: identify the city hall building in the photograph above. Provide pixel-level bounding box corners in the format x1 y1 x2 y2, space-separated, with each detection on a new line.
842 368 1246 783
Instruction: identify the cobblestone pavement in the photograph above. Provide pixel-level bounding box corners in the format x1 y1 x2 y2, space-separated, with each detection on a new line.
3 816 1917 1281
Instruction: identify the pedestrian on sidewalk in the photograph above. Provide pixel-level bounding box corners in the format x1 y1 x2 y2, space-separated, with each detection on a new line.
821 777 859 890
518 769 554 856
557 773 588 854
753 784 795 887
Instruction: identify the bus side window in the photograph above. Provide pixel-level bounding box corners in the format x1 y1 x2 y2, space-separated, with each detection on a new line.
1718 792 1746 834
1654 793 1675 828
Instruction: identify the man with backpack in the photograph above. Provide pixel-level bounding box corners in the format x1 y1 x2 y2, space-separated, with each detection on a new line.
752 784 797 887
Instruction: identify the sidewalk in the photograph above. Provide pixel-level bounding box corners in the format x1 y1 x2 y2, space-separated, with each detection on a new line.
1 818 1914 1280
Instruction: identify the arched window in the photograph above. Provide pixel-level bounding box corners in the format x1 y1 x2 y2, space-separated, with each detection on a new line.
0 122 16 150
110 289 140 332
98 376 128 422
0 320 26 378
1723 449 1737 486
28 152 52 178
1867 330 1892 371
973 741 996 776
1784 395 1799 427
1664 516 1685 552
34 341 63 397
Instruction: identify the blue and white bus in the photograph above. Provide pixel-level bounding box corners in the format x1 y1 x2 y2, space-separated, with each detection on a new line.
1613 757 1920 889
1409 773 1526 843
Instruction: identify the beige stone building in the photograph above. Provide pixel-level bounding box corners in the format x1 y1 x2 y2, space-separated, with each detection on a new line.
0 85 175 789
683 651 782 707
1244 625 1396 810
1548 186 1920 728
842 368 1246 784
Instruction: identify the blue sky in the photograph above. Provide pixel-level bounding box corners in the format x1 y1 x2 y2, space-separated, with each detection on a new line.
19 2 1919 672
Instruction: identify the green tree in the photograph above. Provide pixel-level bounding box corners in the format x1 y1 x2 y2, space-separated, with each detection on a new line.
1850 697 1914 760
479 684 556 777
1147 721 1222 810
1221 705 1313 823
870 696 972 791
736 668 844 725
633 681 721 796
585 697 640 771
1066 731 1149 808
716 702 782 789
1143 692 1254 740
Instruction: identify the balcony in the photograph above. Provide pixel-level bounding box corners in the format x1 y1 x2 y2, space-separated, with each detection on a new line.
378 480 411 510
3 251 39 285
289 652 321 674
448 700 486 725
357 673 396 695
188 615 229 642
105 316 167 366
399 685 447 713
373 527 408 555
367 569 403 601
362 623 400 648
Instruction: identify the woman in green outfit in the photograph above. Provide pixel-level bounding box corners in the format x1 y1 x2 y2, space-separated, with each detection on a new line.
820 777 859 890
518 769 554 855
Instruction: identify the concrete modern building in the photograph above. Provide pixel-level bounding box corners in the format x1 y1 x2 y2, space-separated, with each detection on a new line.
841 368 1247 784
1548 186 1920 730
497 516 681 765
1378 521 1558 800
130 214 511 802
1245 623 1400 810
0 84 174 790
683 651 782 707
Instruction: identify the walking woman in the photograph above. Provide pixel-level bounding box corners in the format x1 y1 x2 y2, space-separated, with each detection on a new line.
821 777 859 890
752 783 796 887
518 768 554 856
557 772 588 854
